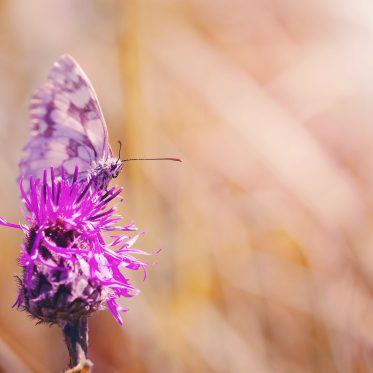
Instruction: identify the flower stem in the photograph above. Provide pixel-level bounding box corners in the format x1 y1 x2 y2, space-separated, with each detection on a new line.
62 318 91 369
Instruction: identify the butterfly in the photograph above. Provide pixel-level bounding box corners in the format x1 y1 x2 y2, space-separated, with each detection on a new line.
19 55 124 190
19 55 181 191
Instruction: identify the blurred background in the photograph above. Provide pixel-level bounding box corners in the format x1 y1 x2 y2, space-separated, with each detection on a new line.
1 0 373 372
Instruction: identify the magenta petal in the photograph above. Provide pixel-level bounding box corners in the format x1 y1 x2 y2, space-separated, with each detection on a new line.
0 217 22 230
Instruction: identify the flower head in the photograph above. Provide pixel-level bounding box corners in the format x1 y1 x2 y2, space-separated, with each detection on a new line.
0 167 147 325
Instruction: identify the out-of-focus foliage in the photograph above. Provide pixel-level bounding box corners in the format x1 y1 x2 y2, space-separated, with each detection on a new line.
1 0 373 372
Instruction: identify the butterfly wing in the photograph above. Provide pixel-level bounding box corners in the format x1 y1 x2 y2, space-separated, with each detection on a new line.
19 55 113 183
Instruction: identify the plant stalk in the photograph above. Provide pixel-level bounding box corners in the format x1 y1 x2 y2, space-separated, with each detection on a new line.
62 318 91 370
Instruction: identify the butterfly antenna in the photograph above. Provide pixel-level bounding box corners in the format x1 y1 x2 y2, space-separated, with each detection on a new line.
117 140 123 162
122 157 182 163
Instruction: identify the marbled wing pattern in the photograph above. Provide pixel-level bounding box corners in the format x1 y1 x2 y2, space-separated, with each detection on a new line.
19 55 122 189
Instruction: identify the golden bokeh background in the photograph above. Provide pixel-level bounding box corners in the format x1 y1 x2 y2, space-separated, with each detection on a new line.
1 0 373 372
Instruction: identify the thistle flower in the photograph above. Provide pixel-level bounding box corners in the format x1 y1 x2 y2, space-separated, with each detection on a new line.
0 166 147 326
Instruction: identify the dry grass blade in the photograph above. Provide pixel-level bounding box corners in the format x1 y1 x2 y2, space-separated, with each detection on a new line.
65 360 93 373
0 337 32 373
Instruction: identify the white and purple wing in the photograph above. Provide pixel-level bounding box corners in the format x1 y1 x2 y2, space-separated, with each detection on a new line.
19 55 112 182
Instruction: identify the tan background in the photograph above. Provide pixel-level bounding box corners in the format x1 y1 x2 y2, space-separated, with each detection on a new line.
0 1 373 372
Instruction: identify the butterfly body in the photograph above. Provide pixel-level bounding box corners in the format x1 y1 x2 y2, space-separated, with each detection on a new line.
20 55 120 190
88 157 123 190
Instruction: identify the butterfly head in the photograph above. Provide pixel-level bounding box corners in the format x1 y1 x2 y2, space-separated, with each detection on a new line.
88 157 124 190
110 160 123 179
